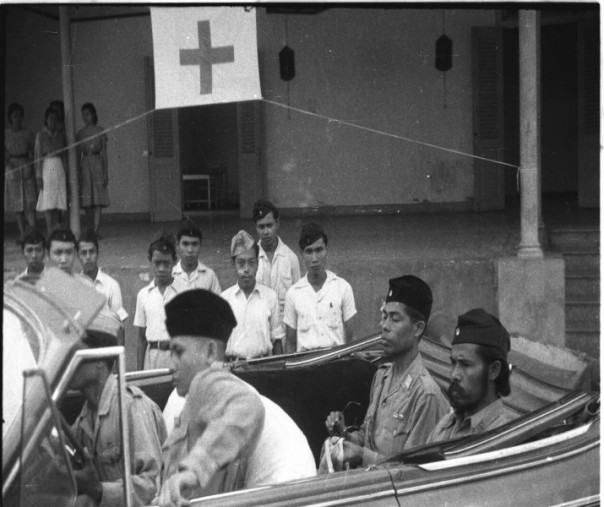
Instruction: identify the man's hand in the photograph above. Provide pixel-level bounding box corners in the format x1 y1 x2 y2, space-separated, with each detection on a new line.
155 470 199 507
325 411 345 436
342 440 364 469
72 447 103 504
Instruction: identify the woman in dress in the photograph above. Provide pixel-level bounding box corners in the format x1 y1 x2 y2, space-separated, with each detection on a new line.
76 102 109 236
5 103 37 242
35 107 68 236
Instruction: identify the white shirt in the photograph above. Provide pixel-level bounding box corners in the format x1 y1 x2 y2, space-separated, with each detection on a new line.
283 270 357 352
133 280 179 342
91 269 128 321
256 237 301 311
161 385 316 486
172 260 222 294
221 283 284 359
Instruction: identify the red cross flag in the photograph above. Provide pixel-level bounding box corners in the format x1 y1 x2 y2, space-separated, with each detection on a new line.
150 7 261 109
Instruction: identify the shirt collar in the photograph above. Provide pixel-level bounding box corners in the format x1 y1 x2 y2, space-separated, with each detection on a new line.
298 269 335 288
80 375 116 421
173 260 207 274
258 237 286 260
382 353 424 391
234 283 261 298
447 398 506 432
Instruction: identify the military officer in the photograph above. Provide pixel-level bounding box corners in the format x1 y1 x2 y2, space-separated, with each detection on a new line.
427 308 515 443
325 275 449 467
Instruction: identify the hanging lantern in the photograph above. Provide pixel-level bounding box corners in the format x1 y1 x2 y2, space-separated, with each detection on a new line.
435 34 453 72
279 45 295 81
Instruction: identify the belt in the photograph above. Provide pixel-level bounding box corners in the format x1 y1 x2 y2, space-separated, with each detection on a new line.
147 340 171 351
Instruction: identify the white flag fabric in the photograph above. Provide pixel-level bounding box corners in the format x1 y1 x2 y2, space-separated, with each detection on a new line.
151 7 261 109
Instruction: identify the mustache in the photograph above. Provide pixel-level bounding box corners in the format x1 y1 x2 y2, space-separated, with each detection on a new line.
448 382 464 397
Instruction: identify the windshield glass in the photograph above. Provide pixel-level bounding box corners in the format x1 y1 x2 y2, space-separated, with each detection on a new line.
2 309 38 438
4 373 77 507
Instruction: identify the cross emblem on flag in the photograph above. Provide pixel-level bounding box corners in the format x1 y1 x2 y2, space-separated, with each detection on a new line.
151 7 262 109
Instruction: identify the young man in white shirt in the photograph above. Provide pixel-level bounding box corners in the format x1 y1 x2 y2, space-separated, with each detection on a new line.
221 230 284 360
134 233 179 370
284 222 357 353
15 226 46 283
253 199 300 317
77 229 128 345
172 224 221 294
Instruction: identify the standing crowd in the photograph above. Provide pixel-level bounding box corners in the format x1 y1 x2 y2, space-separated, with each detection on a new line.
11 197 515 506
5 100 110 242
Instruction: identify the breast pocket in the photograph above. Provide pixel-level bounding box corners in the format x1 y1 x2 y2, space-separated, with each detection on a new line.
95 443 122 481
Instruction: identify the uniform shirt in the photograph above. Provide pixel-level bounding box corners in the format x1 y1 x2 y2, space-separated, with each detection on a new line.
426 398 515 444
221 283 284 359
283 270 357 351
72 375 167 507
349 354 449 465
91 269 128 321
256 237 301 313
133 280 178 343
161 382 316 487
160 365 264 499
172 260 221 294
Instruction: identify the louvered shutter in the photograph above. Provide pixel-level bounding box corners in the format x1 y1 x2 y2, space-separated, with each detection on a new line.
472 27 505 211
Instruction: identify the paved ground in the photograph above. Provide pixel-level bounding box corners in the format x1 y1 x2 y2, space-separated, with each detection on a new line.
4 195 598 370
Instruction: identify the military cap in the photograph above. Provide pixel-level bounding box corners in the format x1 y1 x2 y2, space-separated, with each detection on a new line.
385 275 433 321
299 222 328 249
165 289 237 342
252 199 279 222
231 230 256 258
88 305 122 338
453 308 510 357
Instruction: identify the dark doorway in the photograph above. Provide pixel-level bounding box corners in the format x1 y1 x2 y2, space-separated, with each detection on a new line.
502 22 579 197
179 103 240 211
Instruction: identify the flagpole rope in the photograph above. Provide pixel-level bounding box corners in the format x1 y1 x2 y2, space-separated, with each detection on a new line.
6 108 156 177
262 98 519 170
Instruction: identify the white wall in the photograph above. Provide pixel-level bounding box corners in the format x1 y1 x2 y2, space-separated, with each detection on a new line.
5 7 498 217
71 16 153 214
257 8 498 208
4 8 153 217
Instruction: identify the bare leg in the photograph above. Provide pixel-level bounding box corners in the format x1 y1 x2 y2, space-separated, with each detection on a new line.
15 211 26 240
25 209 36 228
94 207 101 234
85 207 94 232
44 211 53 237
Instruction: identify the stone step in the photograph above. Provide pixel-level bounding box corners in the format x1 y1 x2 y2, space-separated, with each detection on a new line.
549 228 600 252
565 302 600 327
566 330 600 359
566 275 600 301
563 251 600 273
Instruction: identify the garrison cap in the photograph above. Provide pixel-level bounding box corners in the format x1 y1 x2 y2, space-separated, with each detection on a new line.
253 199 278 222
165 289 236 342
453 308 510 357
299 222 328 249
87 306 122 337
84 306 121 347
385 275 433 321
231 230 256 258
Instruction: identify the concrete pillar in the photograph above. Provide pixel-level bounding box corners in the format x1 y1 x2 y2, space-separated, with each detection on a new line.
59 7 81 237
518 10 543 259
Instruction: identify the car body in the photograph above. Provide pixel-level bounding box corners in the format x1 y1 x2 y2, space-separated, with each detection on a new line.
3 270 600 506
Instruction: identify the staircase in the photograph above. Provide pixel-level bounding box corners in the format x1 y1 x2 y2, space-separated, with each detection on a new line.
549 226 600 358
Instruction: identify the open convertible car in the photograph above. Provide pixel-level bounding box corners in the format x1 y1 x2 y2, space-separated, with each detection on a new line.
3 269 600 506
